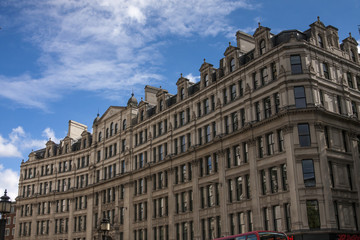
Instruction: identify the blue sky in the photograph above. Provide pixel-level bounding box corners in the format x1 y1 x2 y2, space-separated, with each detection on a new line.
0 0 359 200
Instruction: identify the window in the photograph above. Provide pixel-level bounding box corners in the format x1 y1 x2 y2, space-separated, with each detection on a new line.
230 58 235 72
231 112 238 131
328 161 334 188
302 159 315 187
261 170 266 195
159 99 164 111
347 164 353 190
270 167 278 193
204 74 209 87
357 76 360 91
180 88 185 100
253 72 258 90
337 95 342 114
290 55 302 74
298 123 311 147
281 164 288 191
294 86 306 108
204 99 209 115
263 208 269 230
240 108 245 127
259 39 265 55
278 129 284 152
306 200 320 229
352 101 358 118
122 119 127 130
273 205 281 231
264 97 271 118
255 102 261 121
347 72 354 88
342 130 348 152
322 62 330 79
223 88 228 104
258 137 264 158
271 62 277 80
230 84 236 101
351 49 356 62
318 34 324 48
266 133 274 155
239 80 244 97
261 67 268 85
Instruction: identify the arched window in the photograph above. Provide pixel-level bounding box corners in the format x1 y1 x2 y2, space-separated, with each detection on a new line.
159 100 164 111
115 123 118 134
110 122 114 136
318 35 324 48
230 58 235 72
98 132 102 142
204 74 209 87
122 119 127 131
106 128 109 138
259 39 266 55
180 88 185 100
140 110 144 121
350 49 356 62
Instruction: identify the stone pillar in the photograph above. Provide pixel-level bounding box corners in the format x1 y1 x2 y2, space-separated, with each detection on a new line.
247 138 261 230
67 198 74 240
86 194 94 240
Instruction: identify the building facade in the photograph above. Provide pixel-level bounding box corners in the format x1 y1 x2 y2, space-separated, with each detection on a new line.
4 202 16 240
16 18 360 240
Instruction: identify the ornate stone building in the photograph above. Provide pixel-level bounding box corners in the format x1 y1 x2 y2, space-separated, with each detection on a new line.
15 17 360 240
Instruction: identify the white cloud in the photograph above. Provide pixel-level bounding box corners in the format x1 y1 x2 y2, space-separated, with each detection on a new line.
0 0 256 110
0 127 59 158
0 165 19 201
357 40 360 53
184 73 200 83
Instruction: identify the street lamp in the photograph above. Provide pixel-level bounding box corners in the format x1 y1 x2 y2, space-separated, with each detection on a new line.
0 190 11 240
100 218 110 240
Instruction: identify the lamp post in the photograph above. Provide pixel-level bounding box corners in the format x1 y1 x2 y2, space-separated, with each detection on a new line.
99 218 110 240
0 190 11 240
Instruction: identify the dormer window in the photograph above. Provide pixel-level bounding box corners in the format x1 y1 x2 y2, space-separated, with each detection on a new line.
350 49 356 62
204 74 209 87
159 99 164 111
259 39 266 55
180 88 185 100
318 35 324 48
230 58 235 72
140 110 144 121
122 119 127 130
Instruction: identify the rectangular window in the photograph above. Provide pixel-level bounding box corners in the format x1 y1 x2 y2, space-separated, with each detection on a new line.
290 55 302 74
264 97 271 118
302 159 315 187
240 108 245 127
255 102 261 121
230 84 236 101
281 164 288 191
334 201 340 230
261 170 266 195
306 200 320 229
253 72 258 90
204 99 209 115
347 164 353 190
223 88 228 104
239 80 244 97
271 62 277 80
261 67 268 86
224 116 229 134
243 142 248 163
258 137 264 158
273 205 281 231
294 86 306 108
337 95 342 114
231 112 238 131
270 167 278 193
266 133 274 155
323 63 330 79
352 101 358 118
328 161 334 188
342 130 348 152
284 203 291 231
298 123 311 147
347 72 354 88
